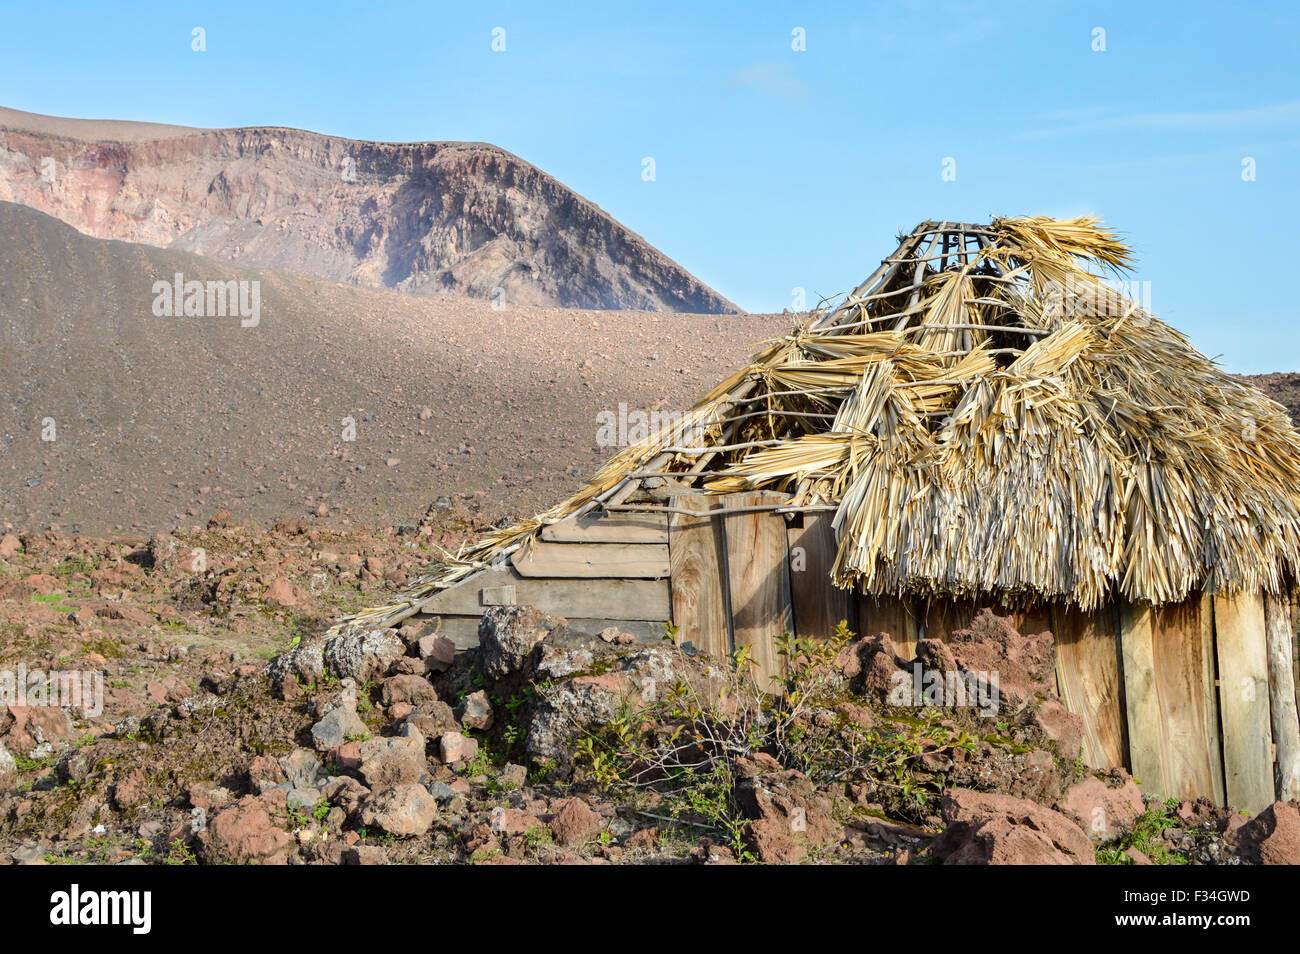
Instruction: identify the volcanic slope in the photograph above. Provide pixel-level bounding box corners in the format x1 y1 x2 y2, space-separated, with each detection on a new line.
0 201 788 532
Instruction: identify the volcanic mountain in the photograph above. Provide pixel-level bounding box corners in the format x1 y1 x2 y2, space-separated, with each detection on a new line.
0 106 737 312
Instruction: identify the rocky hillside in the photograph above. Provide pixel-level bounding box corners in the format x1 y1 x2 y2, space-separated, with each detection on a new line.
0 106 737 313
0 201 788 534
1 520 1295 866
1242 372 1300 426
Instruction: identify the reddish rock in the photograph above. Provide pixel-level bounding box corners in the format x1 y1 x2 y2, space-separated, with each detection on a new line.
329 741 363 773
930 788 1095 865
112 768 149 810
187 783 231 813
439 731 478 765
0 573 60 599
358 734 427 788
1033 699 1085 759
456 689 494 731
0 533 21 559
1228 801 1300 865
946 609 1058 710
200 797 292 864
624 827 660 850
263 578 307 609
321 775 369 816
418 634 457 673
380 674 437 707
3 705 73 753
862 650 903 698
247 754 286 789
490 806 543 835
735 757 840 864
343 845 387 865
549 797 604 846
359 784 439 836
1057 773 1145 841
145 677 191 706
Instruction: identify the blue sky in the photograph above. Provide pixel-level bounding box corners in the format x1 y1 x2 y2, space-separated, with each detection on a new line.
2 0 1297 371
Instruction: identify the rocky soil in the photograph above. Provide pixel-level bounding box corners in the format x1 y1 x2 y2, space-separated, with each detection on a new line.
0 106 737 313
0 519 1295 866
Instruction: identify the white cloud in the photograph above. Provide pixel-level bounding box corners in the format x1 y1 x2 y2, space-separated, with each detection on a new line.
728 62 809 105
1017 100 1300 140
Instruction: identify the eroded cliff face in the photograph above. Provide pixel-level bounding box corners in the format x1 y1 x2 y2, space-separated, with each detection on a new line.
0 110 737 312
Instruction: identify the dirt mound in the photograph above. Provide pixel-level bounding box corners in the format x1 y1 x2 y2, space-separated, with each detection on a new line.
0 107 736 313
0 201 791 533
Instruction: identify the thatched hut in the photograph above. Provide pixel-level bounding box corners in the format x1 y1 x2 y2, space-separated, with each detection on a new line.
334 217 1300 812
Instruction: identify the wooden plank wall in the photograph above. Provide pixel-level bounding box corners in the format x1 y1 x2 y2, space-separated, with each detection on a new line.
1052 604 1127 772
420 565 670 620
857 595 919 660
1118 596 1225 802
921 597 980 642
667 495 731 659
721 491 792 691
540 512 669 544
786 513 849 640
512 540 669 578
1119 601 1165 793
1151 596 1225 803
415 511 673 649
1214 592 1275 814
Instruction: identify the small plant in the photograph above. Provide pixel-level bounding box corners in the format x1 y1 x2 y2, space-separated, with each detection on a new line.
561 625 855 860
1096 798 1188 865
163 839 198 866
523 826 553 849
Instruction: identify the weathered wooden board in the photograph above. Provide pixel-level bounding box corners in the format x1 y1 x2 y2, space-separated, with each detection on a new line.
418 566 670 621
1120 600 1168 797
1265 591 1300 802
668 495 731 659
722 491 791 691
541 511 669 544
857 595 919 660
921 598 979 641
557 618 668 642
1214 591 1275 814
1291 584 1300 717
1200 593 1228 807
1150 595 1224 803
1007 602 1052 638
511 540 669 578
786 513 849 640
1052 604 1127 771
419 614 666 648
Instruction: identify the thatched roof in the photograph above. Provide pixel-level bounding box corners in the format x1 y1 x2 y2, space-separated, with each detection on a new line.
334 216 1300 633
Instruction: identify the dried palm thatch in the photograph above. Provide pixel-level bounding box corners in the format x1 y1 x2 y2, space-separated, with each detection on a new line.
331 216 1300 635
